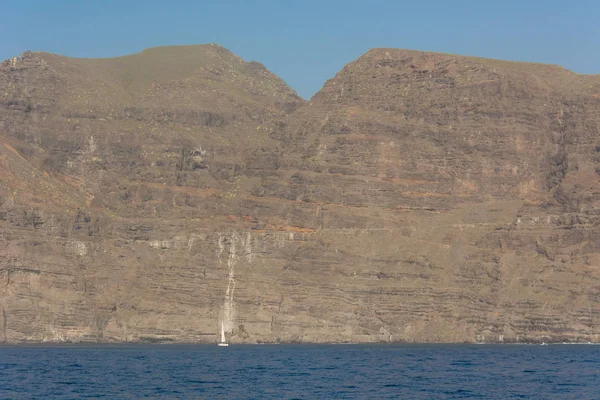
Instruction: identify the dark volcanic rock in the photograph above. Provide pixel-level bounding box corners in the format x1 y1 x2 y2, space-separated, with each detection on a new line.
0 46 599 344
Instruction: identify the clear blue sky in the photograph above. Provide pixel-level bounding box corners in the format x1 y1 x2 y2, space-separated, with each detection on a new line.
1 0 598 99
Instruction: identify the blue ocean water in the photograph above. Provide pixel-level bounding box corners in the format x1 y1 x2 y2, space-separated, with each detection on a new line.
0 344 598 399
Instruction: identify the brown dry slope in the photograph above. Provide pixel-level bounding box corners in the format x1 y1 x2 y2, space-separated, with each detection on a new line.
0 46 599 344
265 49 600 343
0 45 306 343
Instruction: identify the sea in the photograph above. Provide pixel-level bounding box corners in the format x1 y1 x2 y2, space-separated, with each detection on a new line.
0 344 598 399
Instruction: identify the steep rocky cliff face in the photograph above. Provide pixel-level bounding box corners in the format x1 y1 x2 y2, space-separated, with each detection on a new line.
1 46 599 344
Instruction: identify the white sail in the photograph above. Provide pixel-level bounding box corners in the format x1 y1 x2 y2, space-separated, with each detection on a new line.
218 321 229 346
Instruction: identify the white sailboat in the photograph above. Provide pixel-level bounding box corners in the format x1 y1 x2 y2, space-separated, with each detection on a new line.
217 321 229 347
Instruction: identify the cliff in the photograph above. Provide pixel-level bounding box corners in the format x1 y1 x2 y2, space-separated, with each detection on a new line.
0 46 599 344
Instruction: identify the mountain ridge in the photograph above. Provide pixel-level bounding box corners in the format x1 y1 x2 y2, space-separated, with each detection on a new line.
7 45 599 102
0 44 599 344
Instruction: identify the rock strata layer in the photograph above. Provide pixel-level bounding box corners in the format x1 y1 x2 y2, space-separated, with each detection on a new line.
1 46 599 344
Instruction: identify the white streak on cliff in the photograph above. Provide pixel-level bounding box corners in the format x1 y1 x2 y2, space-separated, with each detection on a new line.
217 232 254 334
244 232 253 263
223 233 238 333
